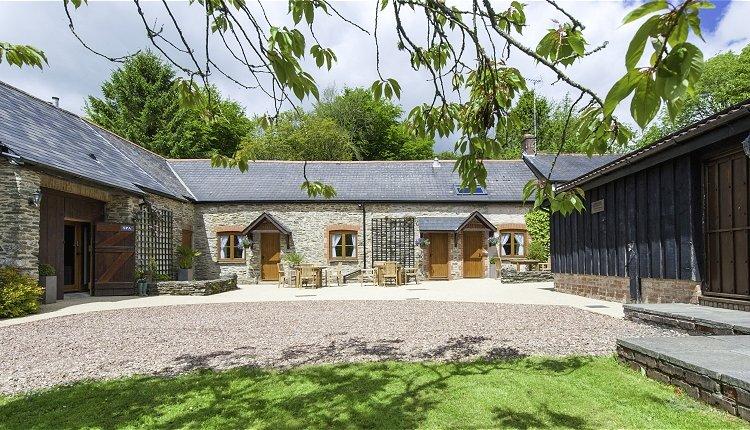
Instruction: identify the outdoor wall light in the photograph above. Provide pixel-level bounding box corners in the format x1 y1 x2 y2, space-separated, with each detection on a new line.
28 190 41 207
743 132 750 158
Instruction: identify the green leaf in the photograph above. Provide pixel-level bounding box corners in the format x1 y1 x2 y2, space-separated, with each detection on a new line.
630 74 661 128
625 16 658 69
604 70 642 116
622 0 667 24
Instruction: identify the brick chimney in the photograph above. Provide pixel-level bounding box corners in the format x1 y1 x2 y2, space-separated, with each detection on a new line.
522 134 536 156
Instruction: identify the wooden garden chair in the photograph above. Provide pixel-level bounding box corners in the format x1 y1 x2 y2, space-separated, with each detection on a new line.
298 265 317 288
359 268 376 286
326 264 344 286
403 262 420 284
382 261 399 286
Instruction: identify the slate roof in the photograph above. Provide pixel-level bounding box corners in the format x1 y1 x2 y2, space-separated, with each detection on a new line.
0 80 538 203
168 159 535 202
522 153 622 183
0 81 191 200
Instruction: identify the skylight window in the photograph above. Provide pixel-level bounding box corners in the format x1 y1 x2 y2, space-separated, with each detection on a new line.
454 185 487 195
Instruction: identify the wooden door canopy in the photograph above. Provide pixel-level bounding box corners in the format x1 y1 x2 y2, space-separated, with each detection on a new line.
95 222 135 296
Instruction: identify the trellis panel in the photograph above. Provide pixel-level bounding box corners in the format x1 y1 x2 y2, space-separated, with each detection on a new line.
136 207 174 279
371 217 415 267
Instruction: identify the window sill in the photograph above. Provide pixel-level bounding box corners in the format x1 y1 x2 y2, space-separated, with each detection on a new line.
329 258 358 263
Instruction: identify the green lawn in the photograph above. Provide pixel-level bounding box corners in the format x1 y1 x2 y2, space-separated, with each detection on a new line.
1 356 746 429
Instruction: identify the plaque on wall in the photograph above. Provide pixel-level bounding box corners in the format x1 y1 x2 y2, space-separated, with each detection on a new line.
591 199 604 214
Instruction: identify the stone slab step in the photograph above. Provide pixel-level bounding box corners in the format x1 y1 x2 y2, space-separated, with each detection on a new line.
624 303 750 335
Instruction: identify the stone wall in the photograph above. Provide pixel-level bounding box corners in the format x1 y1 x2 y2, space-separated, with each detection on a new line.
194 201 527 282
617 342 750 421
150 274 237 296
641 278 701 304
554 273 631 302
500 267 554 283
0 161 41 277
555 273 704 304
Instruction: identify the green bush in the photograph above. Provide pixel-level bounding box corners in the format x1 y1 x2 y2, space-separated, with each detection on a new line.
176 245 201 269
0 266 44 318
524 209 550 261
527 241 547 262
38 264 56 277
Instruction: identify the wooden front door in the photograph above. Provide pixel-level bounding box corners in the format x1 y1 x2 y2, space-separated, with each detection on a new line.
428 233 450 279
704 147 750 300
94 223 135 296
63 222 82 292
463 231 485 278
260 232 281 281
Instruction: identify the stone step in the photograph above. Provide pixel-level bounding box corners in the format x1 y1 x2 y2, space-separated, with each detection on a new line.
624 303 750 335
617 336 750 421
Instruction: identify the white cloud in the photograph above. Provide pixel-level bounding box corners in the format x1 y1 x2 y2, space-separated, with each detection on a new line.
0 0 747 151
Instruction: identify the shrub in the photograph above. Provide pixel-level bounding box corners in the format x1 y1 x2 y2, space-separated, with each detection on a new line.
527 241 547 262
38 264 56 277
283 252 303 265
176 245 201 269
0 266 44 318
524 209 550 261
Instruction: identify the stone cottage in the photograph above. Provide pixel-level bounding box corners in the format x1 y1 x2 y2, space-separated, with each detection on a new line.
0 79 605 297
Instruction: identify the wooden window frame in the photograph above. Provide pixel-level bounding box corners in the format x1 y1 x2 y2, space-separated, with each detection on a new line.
329 230 358 262
216 232 245 263
498 230 528 257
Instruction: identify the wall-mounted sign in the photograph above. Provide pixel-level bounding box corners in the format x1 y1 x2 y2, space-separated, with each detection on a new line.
591 199 605 214
120 225 135 232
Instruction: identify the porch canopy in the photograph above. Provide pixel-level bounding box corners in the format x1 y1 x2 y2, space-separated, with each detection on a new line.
417 211 495 232
242 212 292 236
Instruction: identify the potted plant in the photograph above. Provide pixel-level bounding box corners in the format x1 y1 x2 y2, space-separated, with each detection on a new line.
488 236 499 247
241 236 252 249
283 251 303 267
177 245 201 281
135 268 148 296
38 263 57 304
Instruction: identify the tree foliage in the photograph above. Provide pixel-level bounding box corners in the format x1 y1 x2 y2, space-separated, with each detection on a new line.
524 210 550 261
238 112 355 161
86 52 253 159
637 42 750 146
17 0 717 212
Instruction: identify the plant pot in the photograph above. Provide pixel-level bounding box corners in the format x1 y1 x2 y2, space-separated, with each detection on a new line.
136 279 148 296
41 275 57 304
178 268 194 281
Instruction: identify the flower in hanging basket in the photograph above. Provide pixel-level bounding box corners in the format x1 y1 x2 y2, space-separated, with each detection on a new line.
415 237 431 248
488 237 499 247
241 236 252 249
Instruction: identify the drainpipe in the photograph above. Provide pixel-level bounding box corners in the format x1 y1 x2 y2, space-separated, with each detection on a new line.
359 202 367 269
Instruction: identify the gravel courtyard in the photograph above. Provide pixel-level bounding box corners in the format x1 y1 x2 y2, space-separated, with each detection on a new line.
0 300 682 394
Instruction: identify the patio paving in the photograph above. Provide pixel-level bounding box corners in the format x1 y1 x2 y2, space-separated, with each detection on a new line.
0 279 625 328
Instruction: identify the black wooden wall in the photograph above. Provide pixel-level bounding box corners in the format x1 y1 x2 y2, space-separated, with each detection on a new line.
551 154 702 282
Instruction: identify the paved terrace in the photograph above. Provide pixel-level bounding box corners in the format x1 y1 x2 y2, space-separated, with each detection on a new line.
1 280 624 327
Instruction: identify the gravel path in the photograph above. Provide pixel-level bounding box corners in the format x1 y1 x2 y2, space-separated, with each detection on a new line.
0 301 682 394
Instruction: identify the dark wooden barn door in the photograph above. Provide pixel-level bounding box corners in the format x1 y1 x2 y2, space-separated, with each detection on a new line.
428 233 449 279
94 223 136 296
704 148 750 300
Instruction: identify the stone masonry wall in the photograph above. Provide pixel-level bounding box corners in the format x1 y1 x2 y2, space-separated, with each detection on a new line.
151 274 237 296
641 277 701 304
555 273 703 304
617 343 750 421
194 202 527 282
0 161 41 277
554 273 631 302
